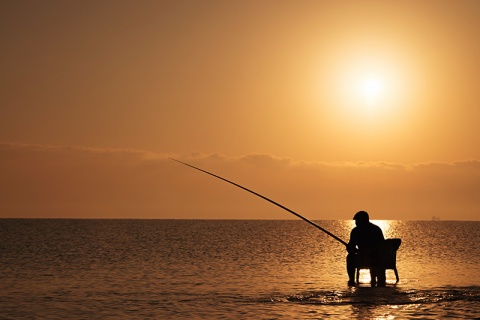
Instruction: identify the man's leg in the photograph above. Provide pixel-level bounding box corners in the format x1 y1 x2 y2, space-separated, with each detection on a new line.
369 269 377 287
346 253 357 285
371 256 386 286
376 268 386 286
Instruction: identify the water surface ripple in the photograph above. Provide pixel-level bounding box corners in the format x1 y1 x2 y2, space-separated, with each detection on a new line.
0 219 478 319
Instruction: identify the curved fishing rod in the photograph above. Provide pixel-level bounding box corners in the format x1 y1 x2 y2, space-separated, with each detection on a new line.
170 158 347 246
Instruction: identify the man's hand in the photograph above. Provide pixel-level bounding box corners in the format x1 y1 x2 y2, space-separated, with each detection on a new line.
346 243 358 254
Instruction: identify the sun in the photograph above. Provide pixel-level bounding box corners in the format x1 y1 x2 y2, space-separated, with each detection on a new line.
361 77 383 101
324 63 393 118
359 76 385 108
318 47 415 128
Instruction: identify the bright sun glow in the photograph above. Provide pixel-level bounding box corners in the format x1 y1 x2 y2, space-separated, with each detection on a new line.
361 77 383 103
321 48 413 126
355 74 388 114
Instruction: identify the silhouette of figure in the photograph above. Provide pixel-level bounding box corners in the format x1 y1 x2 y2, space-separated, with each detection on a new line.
346 211 386 286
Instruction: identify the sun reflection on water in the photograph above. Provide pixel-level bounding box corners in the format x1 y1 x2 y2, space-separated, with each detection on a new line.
357 269 372 284
371 220 391 238
344 219 400 239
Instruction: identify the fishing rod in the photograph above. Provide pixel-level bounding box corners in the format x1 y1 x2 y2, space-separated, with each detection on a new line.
170 158 348 246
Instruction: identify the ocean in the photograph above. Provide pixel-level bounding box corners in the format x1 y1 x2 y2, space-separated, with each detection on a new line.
0 219 478 319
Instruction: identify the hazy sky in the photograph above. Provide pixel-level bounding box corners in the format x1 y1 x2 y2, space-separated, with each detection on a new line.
1 1 479 220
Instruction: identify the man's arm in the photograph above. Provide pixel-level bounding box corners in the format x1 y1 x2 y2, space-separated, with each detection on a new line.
346 229 358 254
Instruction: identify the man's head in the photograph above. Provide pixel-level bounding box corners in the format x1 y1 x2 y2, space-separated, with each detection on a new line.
353 210 369 226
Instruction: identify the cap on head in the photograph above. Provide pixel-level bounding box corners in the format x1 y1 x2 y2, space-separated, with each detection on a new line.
353 211 369 222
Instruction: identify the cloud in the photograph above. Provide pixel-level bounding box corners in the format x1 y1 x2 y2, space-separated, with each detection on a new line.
1 142 479 220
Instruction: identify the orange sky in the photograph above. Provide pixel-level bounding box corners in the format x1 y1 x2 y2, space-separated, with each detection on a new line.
1 1 479 220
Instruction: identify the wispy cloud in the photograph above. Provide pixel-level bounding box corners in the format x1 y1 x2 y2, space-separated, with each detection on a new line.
1 143 479 220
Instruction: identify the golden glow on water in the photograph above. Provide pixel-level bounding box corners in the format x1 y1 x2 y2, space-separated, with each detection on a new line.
370 220 392 238
1 220 478 319
345 220 398 239
357 269 372 284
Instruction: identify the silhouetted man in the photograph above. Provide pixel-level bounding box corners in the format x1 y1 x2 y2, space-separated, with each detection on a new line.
346 211 386 286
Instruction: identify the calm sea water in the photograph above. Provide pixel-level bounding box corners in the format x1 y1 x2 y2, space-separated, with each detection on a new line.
0 219 478 319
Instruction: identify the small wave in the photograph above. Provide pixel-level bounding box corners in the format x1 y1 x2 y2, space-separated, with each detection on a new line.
260 286 480 307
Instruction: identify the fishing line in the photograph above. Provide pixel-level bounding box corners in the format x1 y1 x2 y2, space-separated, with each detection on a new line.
170 158 347 246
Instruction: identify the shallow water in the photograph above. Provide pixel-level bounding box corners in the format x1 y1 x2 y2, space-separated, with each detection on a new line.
0 219 479 319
